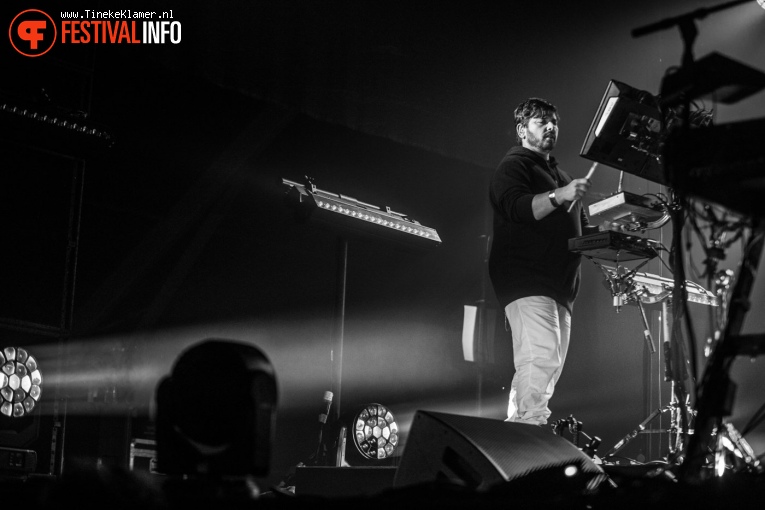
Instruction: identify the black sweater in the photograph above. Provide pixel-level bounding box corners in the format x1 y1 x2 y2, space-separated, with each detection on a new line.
488 147 592 314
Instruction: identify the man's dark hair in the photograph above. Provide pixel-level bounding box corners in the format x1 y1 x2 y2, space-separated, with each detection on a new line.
514 98 558 144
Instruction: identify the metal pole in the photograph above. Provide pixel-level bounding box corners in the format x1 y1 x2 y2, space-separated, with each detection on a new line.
331 237 348 423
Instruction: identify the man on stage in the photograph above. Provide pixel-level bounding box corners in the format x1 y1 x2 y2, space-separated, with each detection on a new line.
489 97 595 425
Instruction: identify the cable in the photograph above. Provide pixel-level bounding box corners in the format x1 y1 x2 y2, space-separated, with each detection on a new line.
652 246 674 275
741 400 765 437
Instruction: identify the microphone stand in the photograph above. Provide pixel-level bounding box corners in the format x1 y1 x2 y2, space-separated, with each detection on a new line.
632 0 751 40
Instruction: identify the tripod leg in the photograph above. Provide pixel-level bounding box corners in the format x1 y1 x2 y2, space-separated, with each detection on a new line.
604 405 671 460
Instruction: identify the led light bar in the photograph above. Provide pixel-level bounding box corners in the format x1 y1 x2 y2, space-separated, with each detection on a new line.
282 177 442 246
0 93 114 156
0 102 113 143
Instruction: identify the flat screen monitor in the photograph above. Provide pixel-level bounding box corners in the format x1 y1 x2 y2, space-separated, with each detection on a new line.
580 80 666 185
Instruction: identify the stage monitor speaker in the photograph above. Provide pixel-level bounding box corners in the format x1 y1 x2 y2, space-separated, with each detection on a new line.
393 411 605 492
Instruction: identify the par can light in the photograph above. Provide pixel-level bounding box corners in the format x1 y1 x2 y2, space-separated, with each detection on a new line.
0 347 42 418
352 403 398 460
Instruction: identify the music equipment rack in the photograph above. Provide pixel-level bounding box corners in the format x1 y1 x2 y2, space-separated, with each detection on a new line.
588 192 667 229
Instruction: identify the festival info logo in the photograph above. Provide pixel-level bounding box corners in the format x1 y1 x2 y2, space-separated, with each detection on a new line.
9 9 57 57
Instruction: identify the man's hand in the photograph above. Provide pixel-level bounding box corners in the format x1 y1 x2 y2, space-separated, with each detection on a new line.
558 177 591 205
532 175 593 220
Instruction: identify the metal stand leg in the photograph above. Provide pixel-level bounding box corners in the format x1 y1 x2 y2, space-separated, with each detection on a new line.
636 299 657 354
331 237 348 425
661 301 692 458
635 297 656 459
603 404 673 461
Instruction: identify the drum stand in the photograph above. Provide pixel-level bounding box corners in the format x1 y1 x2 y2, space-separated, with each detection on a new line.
595 261 695 464
597 256 760 471
602 302 695 463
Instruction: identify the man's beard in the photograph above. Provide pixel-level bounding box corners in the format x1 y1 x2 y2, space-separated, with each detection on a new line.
528 131 556 152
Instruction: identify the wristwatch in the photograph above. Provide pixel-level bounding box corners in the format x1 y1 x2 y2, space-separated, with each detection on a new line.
548 190 561 208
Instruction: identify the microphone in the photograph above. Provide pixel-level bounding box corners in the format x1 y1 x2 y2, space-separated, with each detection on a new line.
318 390 333 428
312 391 333 465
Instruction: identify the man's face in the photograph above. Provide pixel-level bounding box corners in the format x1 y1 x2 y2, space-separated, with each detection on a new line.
521 113 558 153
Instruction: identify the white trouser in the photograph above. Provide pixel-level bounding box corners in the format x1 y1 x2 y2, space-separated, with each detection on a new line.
504 296 571 425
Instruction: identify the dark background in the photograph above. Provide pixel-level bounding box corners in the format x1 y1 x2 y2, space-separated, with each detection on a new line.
2 0 765 490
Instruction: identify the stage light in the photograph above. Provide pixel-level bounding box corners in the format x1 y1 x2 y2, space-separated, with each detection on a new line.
351 403 399 460
155 339 277 478
0 347 42 418
758 0 765 10
281 177 442 247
